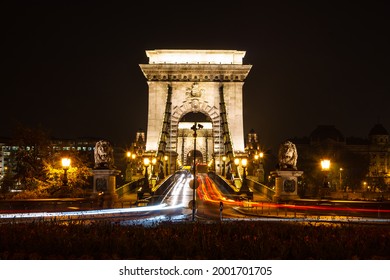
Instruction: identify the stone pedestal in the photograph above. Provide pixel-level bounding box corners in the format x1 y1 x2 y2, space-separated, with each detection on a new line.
92 169 121 208
271 170 303 202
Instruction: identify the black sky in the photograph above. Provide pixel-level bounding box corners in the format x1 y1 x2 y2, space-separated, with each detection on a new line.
2 1 389 153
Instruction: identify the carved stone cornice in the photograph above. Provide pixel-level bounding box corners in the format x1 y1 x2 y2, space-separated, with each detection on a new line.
139 64 252 82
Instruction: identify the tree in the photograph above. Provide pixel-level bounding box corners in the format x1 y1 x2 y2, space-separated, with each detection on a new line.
10 123 93 198
0 170 14 197
11 123 51 191
43 151 92 197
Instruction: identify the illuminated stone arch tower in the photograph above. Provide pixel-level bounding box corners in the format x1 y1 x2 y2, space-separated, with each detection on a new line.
139 49 252 170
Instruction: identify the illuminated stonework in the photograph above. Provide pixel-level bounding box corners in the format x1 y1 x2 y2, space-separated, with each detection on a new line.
139 49 252 165
145 49 246 65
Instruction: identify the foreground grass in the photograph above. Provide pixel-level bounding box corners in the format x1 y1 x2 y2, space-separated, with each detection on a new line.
0 220 389 259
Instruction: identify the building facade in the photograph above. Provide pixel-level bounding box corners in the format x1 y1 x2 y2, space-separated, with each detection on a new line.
0 137 98 188
292 123 390 192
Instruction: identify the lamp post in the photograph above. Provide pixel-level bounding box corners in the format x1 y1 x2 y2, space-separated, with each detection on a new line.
259 152 264 182
226 159 232 179
151 157 157 177
126 152 133 182
339 167 343 191
61 157 71 186
222 156 226 176
241 158 250 194
164 155 168 176
137 157 150 200
320 159 331 198
131 153 136 175
191 122 203 222
241 158 247 180
234 158 240 178
143 157 150 187
254 154 259 176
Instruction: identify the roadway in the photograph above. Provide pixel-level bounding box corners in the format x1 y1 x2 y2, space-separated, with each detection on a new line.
1 171 390 225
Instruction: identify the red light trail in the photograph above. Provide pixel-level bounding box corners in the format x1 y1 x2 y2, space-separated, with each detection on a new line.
196 174 390 216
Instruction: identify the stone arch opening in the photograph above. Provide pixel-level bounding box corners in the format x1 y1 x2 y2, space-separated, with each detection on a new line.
179 112 211 123
173 108 220 168
186 150 203 165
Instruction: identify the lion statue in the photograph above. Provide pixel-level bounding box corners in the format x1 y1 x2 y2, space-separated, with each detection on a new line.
277 140 298 170
94 140 114 169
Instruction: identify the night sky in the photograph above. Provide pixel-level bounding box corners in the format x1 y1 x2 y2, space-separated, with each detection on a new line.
2 1 389 153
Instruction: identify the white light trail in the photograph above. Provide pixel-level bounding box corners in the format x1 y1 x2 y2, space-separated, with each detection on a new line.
0 203 184 220
0 173 194 221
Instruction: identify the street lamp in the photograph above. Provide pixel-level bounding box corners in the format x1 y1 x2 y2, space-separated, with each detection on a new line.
126 152 133 182
321 159 330 172
241 158 247 180
254 154 259 176
61 157 71 186
320 159 331 198
259 152 264 168
259 152 264 182
222 156 226 176
234 158 240 178
143 157 150 183
132 153 136 177
212 154 216 172
151 157 157 177
241 158 249 193
254 153 264 182
137 157 151 200
190 122 203 222
339 167 343 191
164 155 168 176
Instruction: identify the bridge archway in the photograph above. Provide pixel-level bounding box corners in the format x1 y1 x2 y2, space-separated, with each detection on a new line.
186 150 203 165
176 111 216 167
